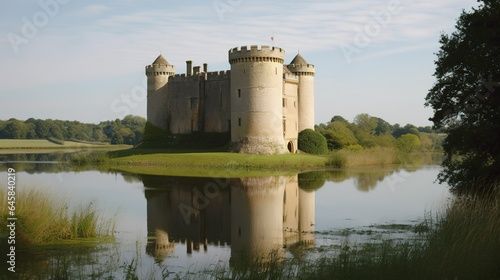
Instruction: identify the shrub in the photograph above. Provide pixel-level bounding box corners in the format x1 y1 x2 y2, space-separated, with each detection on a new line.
298 129 328 154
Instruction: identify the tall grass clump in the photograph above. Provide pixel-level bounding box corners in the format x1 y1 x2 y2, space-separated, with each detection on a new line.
69 151 110 166
0 186 116 245
413 181 500 279
326 152 346 168
336 147 398 168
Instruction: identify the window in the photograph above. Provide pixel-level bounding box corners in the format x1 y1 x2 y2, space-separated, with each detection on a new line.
190 98 198 109
238 89 241 98
282 98 286 108
238 118 242 126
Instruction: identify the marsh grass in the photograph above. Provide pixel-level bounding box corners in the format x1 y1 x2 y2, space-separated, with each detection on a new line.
0 186 116 245
328 148 443 169
335 147 399 168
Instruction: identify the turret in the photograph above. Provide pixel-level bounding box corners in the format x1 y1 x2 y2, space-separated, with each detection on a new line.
287 54 315 131
229 45 286 154
145 54 175 130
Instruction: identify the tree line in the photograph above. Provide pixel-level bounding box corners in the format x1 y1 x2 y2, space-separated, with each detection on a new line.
314 113 444 152
0 115 146 145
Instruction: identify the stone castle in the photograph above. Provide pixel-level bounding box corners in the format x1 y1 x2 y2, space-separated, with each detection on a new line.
146 45 315 154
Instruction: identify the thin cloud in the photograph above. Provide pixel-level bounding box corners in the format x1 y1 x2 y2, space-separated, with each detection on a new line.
74 4 110 17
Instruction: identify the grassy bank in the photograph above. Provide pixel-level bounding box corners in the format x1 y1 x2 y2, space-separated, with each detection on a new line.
98 147 441 177
107 151 329 177
0 186 116 245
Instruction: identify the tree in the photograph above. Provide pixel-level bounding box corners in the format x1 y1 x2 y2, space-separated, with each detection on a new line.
1 120 29 139
425 0 500 192
396 134 421 153
323 121 358 150
353 113 377 134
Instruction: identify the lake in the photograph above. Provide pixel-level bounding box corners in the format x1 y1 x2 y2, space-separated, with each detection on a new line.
0 152 450 279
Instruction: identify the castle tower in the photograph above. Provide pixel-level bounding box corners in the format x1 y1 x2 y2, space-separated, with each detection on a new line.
145 54 175 130
229 45 286 154
287 54 315 131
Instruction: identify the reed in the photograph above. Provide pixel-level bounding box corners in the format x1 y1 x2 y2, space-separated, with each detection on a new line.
0 186 116 245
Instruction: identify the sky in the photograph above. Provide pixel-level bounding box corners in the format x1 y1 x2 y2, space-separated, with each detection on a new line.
0 0 479 127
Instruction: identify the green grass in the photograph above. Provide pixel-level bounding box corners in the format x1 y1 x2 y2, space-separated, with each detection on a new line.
0 186 117 245
0 139 130 150
108 152 329 177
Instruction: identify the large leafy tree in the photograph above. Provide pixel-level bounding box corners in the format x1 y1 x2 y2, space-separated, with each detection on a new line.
425 0 500 193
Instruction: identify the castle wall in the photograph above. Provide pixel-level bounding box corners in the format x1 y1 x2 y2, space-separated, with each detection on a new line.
203 71 231 133
168 75 201 134
229 45 287 154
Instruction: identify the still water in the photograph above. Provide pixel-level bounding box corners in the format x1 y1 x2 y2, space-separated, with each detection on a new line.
0 154 450 279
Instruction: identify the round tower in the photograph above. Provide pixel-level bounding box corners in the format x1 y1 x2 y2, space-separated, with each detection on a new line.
145 54 175 131
229 45 286 154
287 54 315 131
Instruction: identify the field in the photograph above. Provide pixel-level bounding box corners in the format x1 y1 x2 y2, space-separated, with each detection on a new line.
0 139 130 151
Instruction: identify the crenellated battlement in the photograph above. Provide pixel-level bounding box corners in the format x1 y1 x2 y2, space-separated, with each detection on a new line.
169 73 201 82
229 45 285 64
284 73 299 83
146 64 175 76
287 63 315 75
167 70 231 82
207 70 230 81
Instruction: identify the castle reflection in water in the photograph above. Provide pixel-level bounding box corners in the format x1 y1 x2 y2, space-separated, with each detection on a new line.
143 174 315 262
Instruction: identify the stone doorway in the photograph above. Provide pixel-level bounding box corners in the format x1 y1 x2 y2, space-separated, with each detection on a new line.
287 141 295 153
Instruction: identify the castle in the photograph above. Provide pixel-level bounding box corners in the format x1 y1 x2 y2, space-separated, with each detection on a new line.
146 45 315 154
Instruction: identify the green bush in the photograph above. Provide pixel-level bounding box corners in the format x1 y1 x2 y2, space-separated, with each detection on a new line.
298 129 328 154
